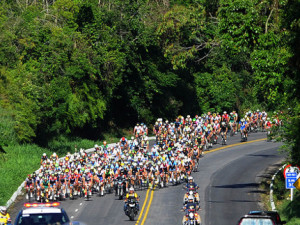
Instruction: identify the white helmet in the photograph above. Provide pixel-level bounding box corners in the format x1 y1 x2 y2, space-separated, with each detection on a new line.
188 195 194 201
0 206 7 214
129 187 134 192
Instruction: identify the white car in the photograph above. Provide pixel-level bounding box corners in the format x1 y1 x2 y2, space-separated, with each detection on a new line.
14 202 80 225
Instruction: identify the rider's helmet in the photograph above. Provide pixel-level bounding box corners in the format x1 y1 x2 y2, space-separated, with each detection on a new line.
171 157 174 161
122 137 125 141
221 122 226 126
223 111 227 114
27 174 32 179
43 153 46 157
188 176 194 183
129 187 134 193
0 206 7 215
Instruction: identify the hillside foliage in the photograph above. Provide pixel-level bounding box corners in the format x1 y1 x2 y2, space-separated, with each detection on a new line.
0 0 299 161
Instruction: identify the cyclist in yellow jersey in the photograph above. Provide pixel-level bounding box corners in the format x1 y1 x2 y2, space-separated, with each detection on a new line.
0 206 11 225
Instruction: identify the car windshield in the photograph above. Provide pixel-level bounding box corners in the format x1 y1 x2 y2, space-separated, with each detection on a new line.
240 218 274 225
16 213 70 225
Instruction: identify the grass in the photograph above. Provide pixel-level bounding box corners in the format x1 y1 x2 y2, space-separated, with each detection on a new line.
0 144 52 206
277 190 300 225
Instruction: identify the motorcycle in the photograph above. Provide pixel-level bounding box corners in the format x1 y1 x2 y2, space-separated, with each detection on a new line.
116 179 125 200
182 209 197 225
125 198 139 221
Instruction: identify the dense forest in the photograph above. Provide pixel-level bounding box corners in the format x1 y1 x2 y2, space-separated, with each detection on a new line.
0 0 299 161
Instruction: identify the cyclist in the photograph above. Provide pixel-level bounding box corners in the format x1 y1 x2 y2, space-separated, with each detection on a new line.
229 112 236 135
222 111 229 123
168 157 177 184
41 153 48 164
24 174 34 200
120 137 128 151
220 121 228 144
0 206 11 225
239 118 248 140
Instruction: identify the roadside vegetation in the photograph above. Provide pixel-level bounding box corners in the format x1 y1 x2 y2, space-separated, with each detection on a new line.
273 171 300 225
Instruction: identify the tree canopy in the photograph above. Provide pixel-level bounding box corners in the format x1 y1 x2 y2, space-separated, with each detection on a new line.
0 0 299 161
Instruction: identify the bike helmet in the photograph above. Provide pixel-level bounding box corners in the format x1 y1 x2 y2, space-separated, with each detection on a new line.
188 195 194 201
0 206 7 214
188 176 194 182
129 187 134 192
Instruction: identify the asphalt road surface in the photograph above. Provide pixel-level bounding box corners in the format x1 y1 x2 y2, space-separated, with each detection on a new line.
10 132 285 225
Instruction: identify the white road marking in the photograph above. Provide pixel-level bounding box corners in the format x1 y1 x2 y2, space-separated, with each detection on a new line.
75 209 78 212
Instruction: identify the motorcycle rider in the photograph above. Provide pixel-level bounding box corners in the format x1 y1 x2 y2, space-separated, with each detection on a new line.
0 206 11 225
182 196 201 225
115 169 127 195
124 187 139 215
185 176 199 190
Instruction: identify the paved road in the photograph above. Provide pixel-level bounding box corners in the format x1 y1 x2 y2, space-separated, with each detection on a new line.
10 132 285 225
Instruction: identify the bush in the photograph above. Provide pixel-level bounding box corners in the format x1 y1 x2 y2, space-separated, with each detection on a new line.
279 190 300 224
273 172 286 200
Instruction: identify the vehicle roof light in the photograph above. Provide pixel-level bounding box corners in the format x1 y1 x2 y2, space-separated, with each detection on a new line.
24 202 60 208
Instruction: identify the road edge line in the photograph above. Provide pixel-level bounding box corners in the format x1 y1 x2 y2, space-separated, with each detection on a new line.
270 164 286 210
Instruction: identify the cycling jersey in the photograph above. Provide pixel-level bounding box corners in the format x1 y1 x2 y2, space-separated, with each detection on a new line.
69 176 76 184
25 178 33 187
239 121 247 130
169 161 177 171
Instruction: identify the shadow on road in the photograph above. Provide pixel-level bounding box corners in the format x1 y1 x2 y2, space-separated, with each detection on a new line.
213 183 259 189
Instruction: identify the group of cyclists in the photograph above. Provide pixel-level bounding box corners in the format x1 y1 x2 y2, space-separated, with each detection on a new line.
22 109 281 224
